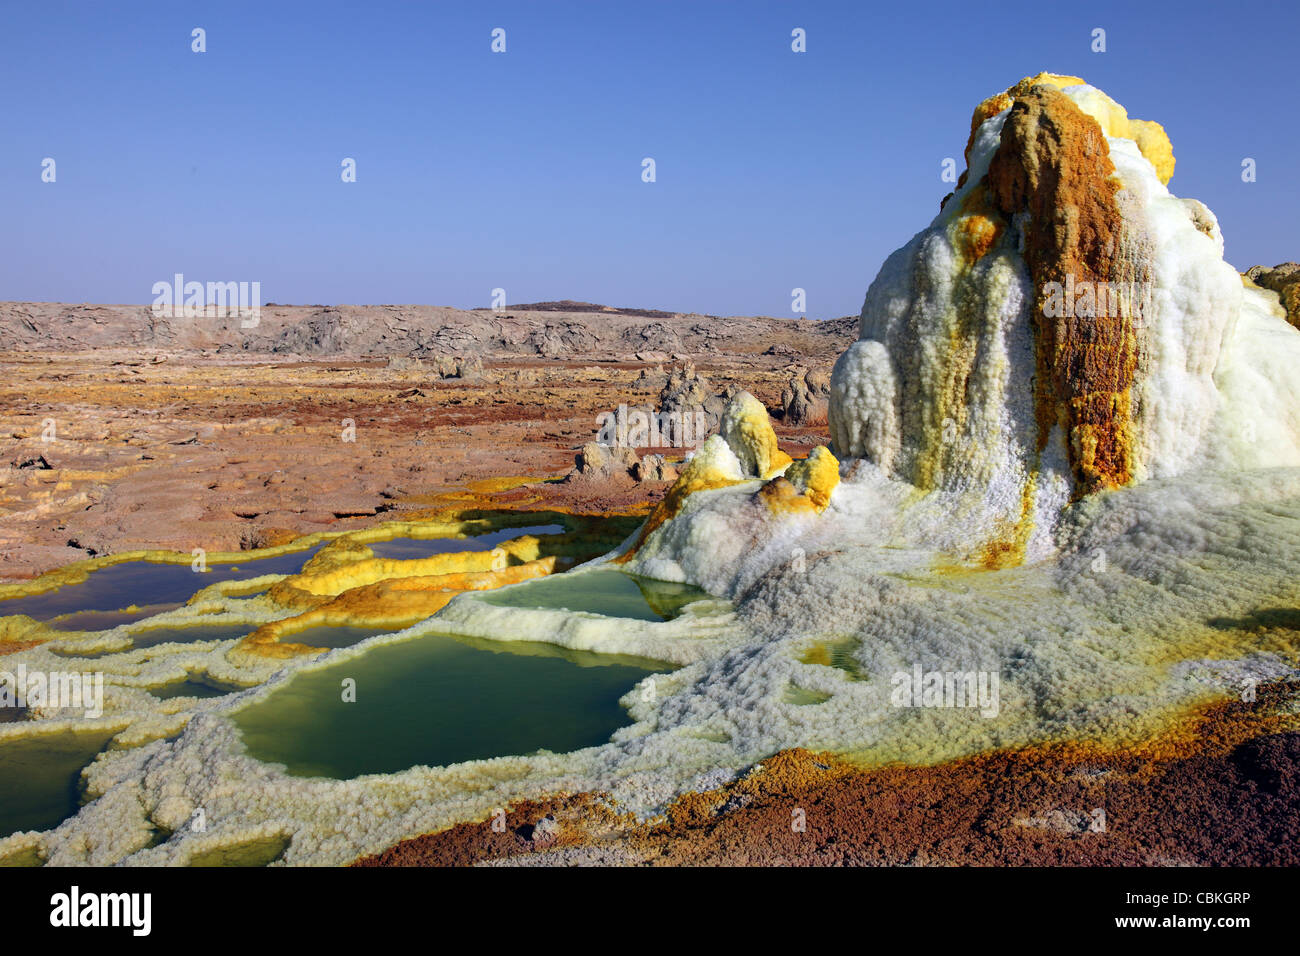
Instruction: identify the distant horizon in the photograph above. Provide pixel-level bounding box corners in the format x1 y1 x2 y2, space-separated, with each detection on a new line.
1 296 860 321
4 0 1297 319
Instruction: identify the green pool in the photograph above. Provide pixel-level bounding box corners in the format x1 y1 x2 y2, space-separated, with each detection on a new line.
233 631 667 779
0 728 117 839
479 567 707 621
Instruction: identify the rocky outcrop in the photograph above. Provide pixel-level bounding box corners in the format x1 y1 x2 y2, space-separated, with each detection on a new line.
780 367 830 426
659 362 733 434
570 442 639 481
528 322 601 358
567 443 678 485
386 354 484 378
1245 263 1300 330
0 302 855 362
631 454 679 483
622 321 683 354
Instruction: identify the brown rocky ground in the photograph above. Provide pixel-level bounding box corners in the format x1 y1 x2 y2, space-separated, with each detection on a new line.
357 681 1300 867
0 302 854 582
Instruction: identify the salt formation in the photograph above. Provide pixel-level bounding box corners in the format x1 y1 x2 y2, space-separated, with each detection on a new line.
5 75 1300 868
634 73 1300 574
616 74 1300 775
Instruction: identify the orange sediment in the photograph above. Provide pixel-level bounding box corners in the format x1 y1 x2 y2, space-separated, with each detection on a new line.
986 84 1143 497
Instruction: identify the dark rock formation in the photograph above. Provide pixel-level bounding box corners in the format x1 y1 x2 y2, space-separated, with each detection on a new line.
1245 263 1300 330
780 366 831 425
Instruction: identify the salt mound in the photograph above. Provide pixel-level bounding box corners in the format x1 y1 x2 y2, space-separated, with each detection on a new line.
828 75 1300 552
629 73 1300 576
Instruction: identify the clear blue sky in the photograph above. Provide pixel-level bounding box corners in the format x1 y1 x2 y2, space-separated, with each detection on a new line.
3 0 1296 318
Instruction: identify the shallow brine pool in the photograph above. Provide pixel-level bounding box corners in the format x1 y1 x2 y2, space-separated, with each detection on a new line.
479 566 707 621
0 728 117 840
0 546 323 626
232 631 667 779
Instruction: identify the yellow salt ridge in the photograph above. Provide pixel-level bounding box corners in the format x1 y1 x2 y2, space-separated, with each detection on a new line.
720 390 790 480
238 556 565 657
780 446 840 513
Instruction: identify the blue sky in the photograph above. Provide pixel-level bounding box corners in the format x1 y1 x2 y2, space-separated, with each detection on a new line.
2 0 1296 318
